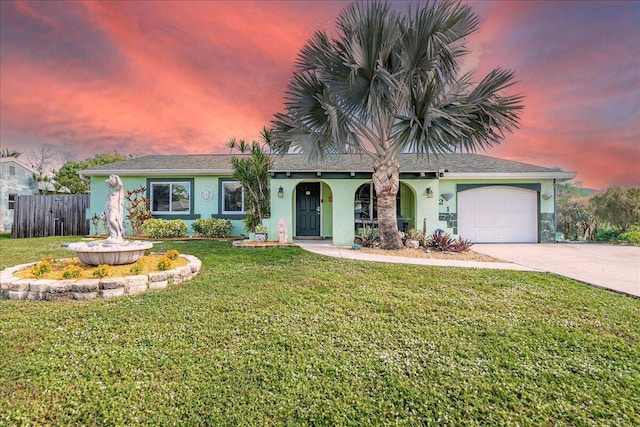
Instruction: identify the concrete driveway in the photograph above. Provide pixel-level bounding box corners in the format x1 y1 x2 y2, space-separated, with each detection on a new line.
473 243 640 297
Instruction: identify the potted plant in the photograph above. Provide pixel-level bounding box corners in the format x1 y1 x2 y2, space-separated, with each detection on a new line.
404 228 424 249
255 223 268 243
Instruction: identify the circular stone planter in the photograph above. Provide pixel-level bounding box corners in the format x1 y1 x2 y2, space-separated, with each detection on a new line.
0 254 201 301
67 240 153 266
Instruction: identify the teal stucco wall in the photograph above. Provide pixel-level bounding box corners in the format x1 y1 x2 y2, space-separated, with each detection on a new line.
270 177 441 246
88 174 558 244
88 175 247 237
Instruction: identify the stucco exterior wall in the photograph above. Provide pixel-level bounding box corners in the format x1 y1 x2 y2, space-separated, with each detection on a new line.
270 177 441 246
88 175 247 237
87 173 559 244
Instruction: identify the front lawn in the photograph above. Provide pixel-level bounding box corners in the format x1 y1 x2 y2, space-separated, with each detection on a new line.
1 237 638 426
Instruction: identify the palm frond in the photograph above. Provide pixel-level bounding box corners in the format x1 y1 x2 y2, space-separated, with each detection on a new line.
271 0 523 163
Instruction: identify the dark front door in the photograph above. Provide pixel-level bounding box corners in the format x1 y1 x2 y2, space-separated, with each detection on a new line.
296 182 321 236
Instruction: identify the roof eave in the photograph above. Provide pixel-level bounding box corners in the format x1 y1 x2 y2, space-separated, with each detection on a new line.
268 169 439 174
81 168 235 176
444 172 577 181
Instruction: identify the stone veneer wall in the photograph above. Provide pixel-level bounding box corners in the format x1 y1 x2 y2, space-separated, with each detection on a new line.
0 255 201 301
438 213 457 235
540 213 555 243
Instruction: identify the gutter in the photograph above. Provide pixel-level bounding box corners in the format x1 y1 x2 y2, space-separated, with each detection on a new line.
444 172 577 181
80 168 236 176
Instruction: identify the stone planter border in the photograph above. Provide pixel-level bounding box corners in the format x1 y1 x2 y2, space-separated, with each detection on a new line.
0 255 201 301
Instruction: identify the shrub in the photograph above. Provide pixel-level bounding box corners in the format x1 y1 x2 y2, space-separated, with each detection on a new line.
618 225 640 246
43 255 57 264
124 186 152 235
62 265 81 279
191 218 233 238
425 229 473 253
166 249 180 260
595 227 620 242
129 262 143 275
354 226 380 248
449 237 474 253
425 229 453 251
157 256 172 271
143 219 187 239
92 264 110 278
31 260 52 279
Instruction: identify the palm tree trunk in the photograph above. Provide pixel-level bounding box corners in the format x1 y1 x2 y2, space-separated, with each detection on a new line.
372 157 404 249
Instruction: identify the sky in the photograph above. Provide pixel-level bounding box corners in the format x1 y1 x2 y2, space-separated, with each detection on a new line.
1 0 638 190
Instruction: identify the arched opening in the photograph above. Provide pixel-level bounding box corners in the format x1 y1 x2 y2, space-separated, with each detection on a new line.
354 182 414 235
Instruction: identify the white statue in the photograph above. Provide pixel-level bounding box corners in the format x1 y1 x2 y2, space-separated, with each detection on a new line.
105 174 125 243
278 218 288 243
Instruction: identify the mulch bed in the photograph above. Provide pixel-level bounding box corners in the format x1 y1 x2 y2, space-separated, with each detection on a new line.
360 247 504 262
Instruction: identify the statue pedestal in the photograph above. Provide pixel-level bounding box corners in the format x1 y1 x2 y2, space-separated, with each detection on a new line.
67 240 153 266
103 238 126 246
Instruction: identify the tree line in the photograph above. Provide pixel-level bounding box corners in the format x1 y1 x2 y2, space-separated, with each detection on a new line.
557 183 640 244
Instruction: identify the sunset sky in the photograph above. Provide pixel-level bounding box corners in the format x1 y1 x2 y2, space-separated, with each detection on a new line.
1 0 638 190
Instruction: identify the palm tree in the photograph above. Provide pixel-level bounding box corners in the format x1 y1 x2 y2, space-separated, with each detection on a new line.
0 148 21 158
270 1 523 249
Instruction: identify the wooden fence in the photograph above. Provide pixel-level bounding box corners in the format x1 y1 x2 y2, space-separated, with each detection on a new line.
12 194 90 238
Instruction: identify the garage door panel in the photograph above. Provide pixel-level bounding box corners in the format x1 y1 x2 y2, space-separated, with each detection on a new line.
458 186 537 243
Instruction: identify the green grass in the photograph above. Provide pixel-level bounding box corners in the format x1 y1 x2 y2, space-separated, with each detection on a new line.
1 237 639 426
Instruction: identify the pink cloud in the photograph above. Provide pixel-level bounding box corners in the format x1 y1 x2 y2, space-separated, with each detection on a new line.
1 0 638 189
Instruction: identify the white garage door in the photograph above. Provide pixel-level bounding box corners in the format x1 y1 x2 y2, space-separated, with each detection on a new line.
458 186 538 243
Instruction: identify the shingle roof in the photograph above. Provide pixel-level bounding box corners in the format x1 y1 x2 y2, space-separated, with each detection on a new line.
270 153 563 174
82 154 236 174
81 153 572 176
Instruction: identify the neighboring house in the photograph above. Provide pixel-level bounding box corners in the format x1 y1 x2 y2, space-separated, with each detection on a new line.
80 153 576 244
0 157 38 232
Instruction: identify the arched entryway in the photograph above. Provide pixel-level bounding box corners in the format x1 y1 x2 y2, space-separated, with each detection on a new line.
354 182 415 234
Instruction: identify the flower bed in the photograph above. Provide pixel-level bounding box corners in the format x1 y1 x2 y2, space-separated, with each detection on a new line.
0 254 201 301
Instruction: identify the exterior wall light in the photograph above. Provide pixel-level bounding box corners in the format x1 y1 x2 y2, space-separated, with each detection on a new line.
426 187 434 198
542 193 553 200
441 193 454 201
278 186 284 198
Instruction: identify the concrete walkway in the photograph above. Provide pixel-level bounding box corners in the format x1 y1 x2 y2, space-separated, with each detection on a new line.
294 240 640 298
294 240 535 271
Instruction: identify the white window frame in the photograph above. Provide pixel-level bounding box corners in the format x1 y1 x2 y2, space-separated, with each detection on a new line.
221 180 245 214
150 181 192 215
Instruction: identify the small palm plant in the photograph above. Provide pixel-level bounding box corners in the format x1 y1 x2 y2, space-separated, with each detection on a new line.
228 128 272 233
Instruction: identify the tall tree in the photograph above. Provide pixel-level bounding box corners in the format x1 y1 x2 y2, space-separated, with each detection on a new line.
26 144 70 194
591 186 640 232
270 1 523 249
54 153 128 193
